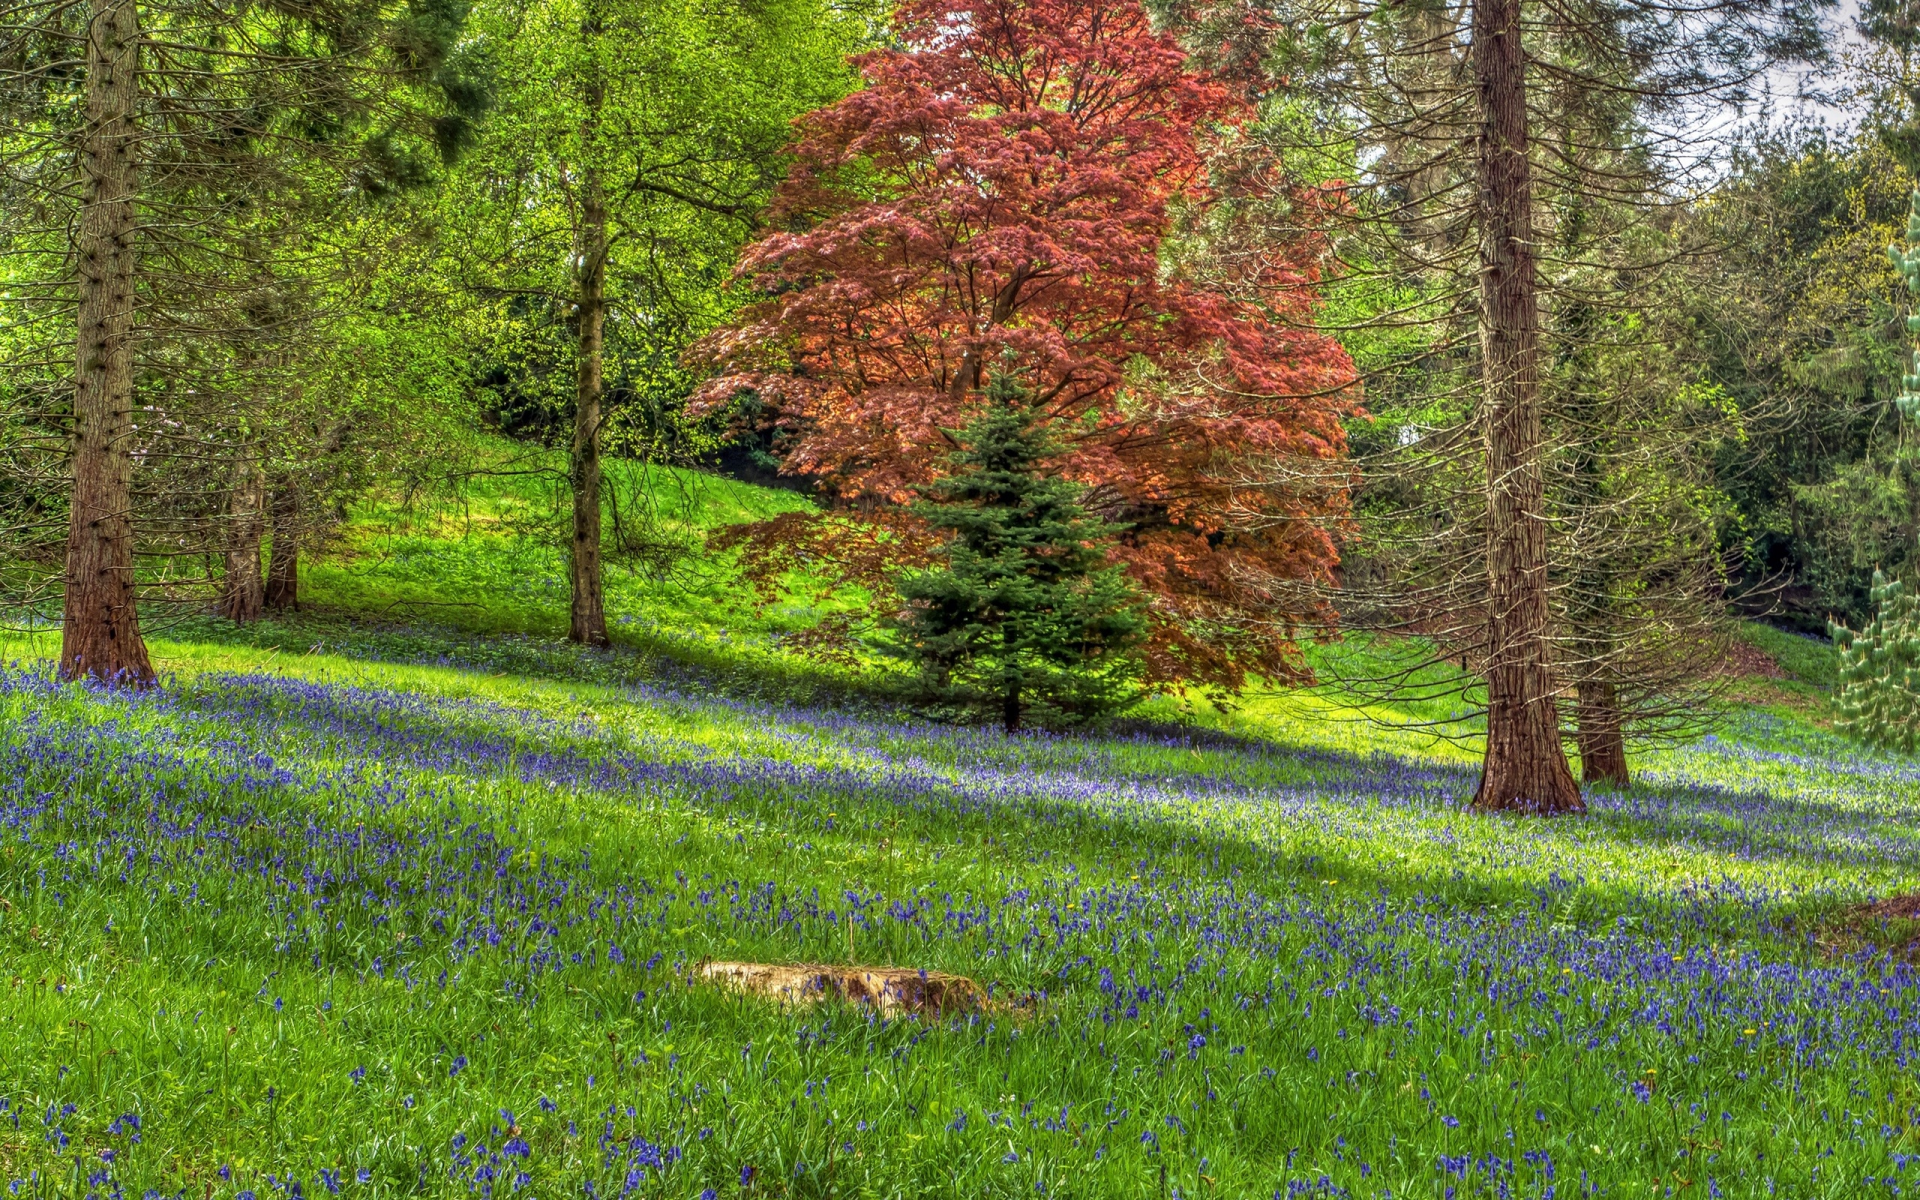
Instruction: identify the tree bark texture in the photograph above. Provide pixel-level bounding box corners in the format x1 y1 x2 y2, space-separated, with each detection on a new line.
1575 680 1630 788
220 451 265 622
1469 0 1582 814
61 0 155 686
569 156 611 648
265 485 299 611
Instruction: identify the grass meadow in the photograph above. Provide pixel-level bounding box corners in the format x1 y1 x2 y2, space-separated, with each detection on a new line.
1 455 1915 1199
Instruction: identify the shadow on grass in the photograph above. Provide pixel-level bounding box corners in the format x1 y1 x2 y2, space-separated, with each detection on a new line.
156 607 914 714
83 651 1912 946
20 609 1911 952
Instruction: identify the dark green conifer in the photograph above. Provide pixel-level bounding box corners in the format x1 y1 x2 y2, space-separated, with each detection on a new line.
892 374 1146 732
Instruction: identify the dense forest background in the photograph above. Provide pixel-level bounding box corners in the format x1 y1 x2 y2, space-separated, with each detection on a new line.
1709 129 1920 629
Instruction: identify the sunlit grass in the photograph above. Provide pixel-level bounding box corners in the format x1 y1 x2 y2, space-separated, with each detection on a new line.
0 462 1906 1199
1 610 1916 1198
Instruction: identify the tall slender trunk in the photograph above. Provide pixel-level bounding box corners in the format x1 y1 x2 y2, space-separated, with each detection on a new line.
1575 680 1630 788
62 0 153 686
220 449 265 623
1557 276 1628 790
265 484 299 611
1470 0 1581 814
568 59 610 648
570 238 609 646
1400 4 1464 254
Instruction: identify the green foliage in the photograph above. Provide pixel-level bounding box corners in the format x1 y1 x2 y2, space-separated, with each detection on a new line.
1702 131 1917 628
1830 189 1920 752
1896 187 1920 422
891 376 1146 731
443 0 866 461
1833 570 1920 751
0 0 490 613
1862 0 1920 178
470 304 730 463
1789 440 1920 594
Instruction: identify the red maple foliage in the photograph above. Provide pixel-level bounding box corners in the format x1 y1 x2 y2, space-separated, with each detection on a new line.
691 0 1360 689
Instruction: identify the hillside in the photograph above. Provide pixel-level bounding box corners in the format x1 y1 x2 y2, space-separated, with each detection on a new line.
0 457 1903 1197
141 445 1841 752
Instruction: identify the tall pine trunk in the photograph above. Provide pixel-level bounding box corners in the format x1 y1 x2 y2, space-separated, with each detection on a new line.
568 160 610 648
265 485 299 611
1575 679 1630 788
61 0 155 685
219 450 265 622
1470 0 1581 814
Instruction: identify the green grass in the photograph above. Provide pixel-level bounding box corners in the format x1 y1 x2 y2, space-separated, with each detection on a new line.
0 455 1914 1199
305 448 815 644
1737 622 1839 690
284 444 1500 747
263 445 891 706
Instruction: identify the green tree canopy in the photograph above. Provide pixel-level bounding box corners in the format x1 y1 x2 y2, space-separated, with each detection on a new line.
440 0 865 644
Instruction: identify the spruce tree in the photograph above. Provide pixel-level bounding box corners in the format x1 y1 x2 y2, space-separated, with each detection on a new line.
1172 0 1819 813
892 375 1146 733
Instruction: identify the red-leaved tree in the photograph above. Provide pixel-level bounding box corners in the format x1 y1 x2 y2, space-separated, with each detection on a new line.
691 0 1359 689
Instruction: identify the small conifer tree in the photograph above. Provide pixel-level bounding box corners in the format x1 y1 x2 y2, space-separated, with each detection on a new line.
1832 188 1920 751
892 375 1146 732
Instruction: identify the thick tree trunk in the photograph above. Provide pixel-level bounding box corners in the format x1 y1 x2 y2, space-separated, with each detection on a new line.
1469 0 1581 814
265 486 299 611
61 0 154 686
220 452 265 623
568 159 610 648
1575 680 1630 788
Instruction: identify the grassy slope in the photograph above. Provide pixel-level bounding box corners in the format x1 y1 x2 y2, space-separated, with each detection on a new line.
0 453 1906 1198
285 440 1841 754
1737 620 1841 690
304 454 816 644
